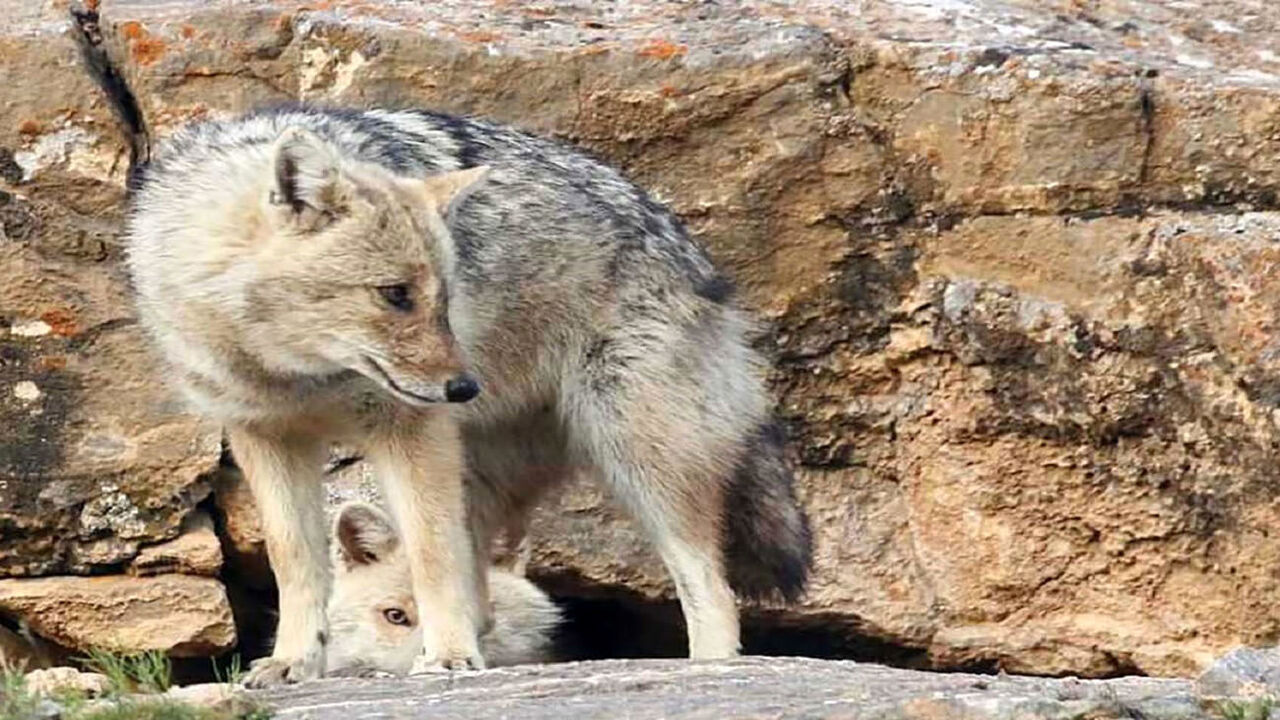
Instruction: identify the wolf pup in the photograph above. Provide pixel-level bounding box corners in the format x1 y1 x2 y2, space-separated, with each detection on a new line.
327 502 560 675
74 4 811 687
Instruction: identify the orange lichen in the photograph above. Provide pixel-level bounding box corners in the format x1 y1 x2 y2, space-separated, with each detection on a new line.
118 20 168 65
637 39 687 60
131 36 167 65
456 30 503 44
17 120 42 136
120 21 145 40
37 356 68 372
180 24 197 40
39 309 79 337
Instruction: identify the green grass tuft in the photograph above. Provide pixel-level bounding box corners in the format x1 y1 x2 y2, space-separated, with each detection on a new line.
0 668 41 720
1 651 270 720
1212 696 1276 720
80 649 172 696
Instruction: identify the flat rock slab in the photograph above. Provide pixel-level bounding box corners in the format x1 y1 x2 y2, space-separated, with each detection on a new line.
0 573 236 657
255 657 1209 720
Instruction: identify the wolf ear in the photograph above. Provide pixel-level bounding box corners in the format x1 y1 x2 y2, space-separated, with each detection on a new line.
420 165 491 223
333 502 399 568
270 127 343 218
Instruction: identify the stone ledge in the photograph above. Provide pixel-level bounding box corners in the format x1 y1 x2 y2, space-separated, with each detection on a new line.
254 656 1213 720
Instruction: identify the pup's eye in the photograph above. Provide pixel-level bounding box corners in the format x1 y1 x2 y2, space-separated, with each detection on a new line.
377 284 414 312
382 608 411 626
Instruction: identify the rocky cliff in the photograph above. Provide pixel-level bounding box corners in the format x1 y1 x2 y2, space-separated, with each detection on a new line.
2 0 1280 679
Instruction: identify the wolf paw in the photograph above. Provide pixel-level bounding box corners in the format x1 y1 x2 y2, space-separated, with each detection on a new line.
408 649 486 675
242 654 323 688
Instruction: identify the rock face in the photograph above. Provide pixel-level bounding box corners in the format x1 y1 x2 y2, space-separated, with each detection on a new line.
0 574 235 657
255 656 1216 720
128 510 222 577
3 0 1280 676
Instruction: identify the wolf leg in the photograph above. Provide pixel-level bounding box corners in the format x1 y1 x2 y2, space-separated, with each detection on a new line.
368 408 484 672
227 425 330 687
564 387 741 659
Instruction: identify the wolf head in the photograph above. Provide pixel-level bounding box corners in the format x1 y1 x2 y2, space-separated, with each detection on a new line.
242 127 488 405
325 502 561 676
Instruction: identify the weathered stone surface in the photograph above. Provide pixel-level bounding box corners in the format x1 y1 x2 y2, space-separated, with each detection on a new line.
23 667 110 697
4 0 1280 675
129 510 222 577
0 574 236 657
207 466 270 592
1195 646 1280 698
256 657 1215 719
0 1 221 575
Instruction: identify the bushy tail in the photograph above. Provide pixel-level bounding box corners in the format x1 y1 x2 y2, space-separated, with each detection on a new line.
724 420 813 603
69 2 149 191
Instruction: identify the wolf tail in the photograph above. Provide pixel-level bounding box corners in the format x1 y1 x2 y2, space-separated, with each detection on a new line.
70 2 149 191
723 420 813 603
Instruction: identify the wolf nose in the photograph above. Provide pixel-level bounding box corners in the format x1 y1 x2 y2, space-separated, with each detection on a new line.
444 374 481 403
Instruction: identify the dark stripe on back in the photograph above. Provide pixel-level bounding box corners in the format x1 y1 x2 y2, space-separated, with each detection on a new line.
418 110 485 169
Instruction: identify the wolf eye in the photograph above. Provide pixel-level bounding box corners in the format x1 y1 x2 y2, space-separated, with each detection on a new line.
377 284 414 312
382 608 411 626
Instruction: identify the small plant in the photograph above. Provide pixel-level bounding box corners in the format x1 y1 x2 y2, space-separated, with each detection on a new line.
2 649 269 720
80 649 172 696
210 654 246 687
1213 696 1277 720
0 668 41 720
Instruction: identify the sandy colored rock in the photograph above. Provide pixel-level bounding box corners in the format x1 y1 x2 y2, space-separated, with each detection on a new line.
23 667 110 697
207 466 271 591
2 0 1280 674
0 0 222 580
165 682 245 712
128 510 222 577
0 575 235 657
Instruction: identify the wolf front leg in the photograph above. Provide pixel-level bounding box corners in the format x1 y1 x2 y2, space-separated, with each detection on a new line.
368 407 485 672
227 425 331 687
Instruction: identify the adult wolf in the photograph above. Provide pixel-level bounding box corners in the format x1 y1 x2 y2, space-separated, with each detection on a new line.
74 4 811 687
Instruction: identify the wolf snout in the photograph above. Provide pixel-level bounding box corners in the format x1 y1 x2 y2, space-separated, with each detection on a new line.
444 374 481 403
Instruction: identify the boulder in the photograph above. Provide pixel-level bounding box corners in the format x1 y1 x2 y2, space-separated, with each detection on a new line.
0 574 236 657
22 667 110 697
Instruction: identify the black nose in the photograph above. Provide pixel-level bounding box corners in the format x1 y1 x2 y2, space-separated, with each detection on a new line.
444 374 481 403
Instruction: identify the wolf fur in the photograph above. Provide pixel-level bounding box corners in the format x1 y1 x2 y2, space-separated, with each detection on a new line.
327 502 560 675
75 3 811 688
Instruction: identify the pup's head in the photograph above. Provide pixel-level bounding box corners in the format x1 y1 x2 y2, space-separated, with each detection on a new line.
246 127 488 405
325 501 421 676
325 502 561 676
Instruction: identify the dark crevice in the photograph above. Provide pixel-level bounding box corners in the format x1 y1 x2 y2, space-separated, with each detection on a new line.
536 570 940 671
1136 77 1156 186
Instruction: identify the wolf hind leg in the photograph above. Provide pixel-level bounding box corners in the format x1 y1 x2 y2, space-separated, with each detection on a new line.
563 379 743 659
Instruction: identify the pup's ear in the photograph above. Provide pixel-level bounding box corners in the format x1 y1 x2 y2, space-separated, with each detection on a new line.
333 502 399 568
270 126 344 221
420 165 491 224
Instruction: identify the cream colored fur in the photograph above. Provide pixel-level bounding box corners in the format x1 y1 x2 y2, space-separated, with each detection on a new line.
128 127 493 685
326 502 559 676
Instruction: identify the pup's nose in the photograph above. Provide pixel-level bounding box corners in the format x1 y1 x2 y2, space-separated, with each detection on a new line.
444 374 481 403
